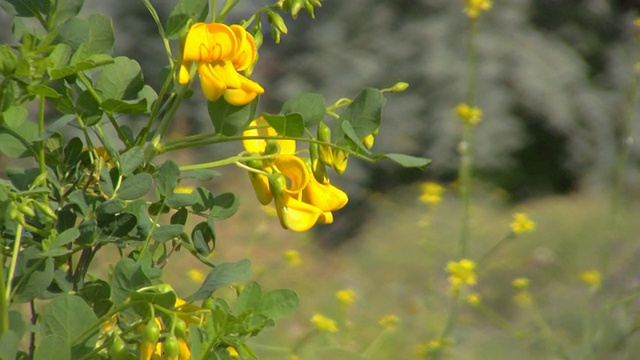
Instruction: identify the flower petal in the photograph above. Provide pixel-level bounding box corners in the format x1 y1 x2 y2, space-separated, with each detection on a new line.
242 117 295 154
274 155 309 193
230 25 257 71
303 178 348 212
182 23 237 63
223 75 264 106
275 195 323 232
248 172 272 205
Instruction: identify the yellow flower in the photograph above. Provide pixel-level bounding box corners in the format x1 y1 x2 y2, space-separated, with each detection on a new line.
419 182 444 205
179 23 264 105
378 314 399 330
289 356 301 360
174 186 195 194
187 269 205 283
635 17 640 29
510 213 535 234
455 103 483 125
463 0 492 19
242 117 296 155
227 346 240 359
283 249 303 267
579 269 602 290
466 293 481 306
446 259 477 289
511 277 530 289
335 289 356 305
310 313 338 333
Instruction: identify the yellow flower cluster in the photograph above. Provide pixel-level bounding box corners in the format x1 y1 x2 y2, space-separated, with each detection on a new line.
463 0 492 19
455 103 483 125
310 313 338 333
419 181 445 205
510 212 535 234
243 117 349 232
335 289 357 305
446 259 477 290
179 22 264 105
579 269 602 290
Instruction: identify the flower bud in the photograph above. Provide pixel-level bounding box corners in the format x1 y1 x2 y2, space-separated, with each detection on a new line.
267 10 288 34
389 81 409 92
332 149 349 174
317 122 334 165
362 134 375 149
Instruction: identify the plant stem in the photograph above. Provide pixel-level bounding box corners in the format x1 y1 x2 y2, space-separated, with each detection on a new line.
0 254 7 336
4 224 24 302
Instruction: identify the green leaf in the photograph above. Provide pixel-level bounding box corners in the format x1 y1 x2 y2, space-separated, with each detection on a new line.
100 97 147 113
208 96 258 136
49 227 80 249
209 192 239 220
282 93 326 126
0 0 43 17
383 153 432 169
340 88 385 138
0 330 20 360
95 198 125 216
0 106 37 158
48 53 114 80
263 113 305 137
191 220 215 255
28 84 60 98
12 246 54 303
152 224 184 242
340 120 370 153
165 191 199 208
99 167 114 198
78 280 112 317
187 259 252 301
0 44 18 75
40 294 98 358
51 0 84 26
165 0 209 39
55 14 114 54
236 281 262 314
119 147 145 177
117 173 152 200
36 115 75 141
110 258 162 306
157 160 180 197
129 284 178 318
96 56 144 101
181 169 220 181
33 335 71 360
257 289 299 319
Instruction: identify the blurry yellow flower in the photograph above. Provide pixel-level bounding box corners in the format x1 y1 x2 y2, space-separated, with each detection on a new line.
463 0 492 19
187 269 205 283
378 314 400 330
510 213 535 234
513 291 532 307
335 289 357 305
419 182 445 205
311 313 338 333
289 356 301 360
579 269 602 290
283 249 302 267
174 186 195 194
466 293 481 306
635 17 640 29
227 346 240 359
511 277 530 289
446 259 477 289
179 23 264 105
455 103 483 125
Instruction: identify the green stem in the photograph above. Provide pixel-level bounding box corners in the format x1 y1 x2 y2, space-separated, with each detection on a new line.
136 66 176 146
0 254 7 336
141 0 173 67
4 224 24 302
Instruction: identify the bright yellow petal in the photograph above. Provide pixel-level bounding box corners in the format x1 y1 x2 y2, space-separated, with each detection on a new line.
274 155 309 193
223 75 264 106
318 211 333 224
248 172 272 205
242 117 295 154
178 63 191 85
275 195 323 232
230 25 257 71
182 23 237 62
303 178 348 212
198 63 225 101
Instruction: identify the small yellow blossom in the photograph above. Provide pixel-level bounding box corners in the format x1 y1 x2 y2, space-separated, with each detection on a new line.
311 313 338 333
187 268 205 283
378 314 400 330
174 186 194 194
512 277 530 289
455 103 483 125
446 259 477 289
464 0 492 19
419 182 445 205
227 346 240 359
466 293 481 306
335 289 357 306
289 356 301 360
513 290 532 307
580 269 602 290
510 213 535 234
283 250 302 267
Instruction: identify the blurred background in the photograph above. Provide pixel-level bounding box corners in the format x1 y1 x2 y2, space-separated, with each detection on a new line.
3 0 640 358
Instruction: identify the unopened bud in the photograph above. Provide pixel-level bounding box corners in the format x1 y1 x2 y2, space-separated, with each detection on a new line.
332 149 349 174
389 81 409 92
267 10 288 35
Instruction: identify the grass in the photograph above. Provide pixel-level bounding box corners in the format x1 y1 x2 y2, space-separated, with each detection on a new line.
157 177 640 359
